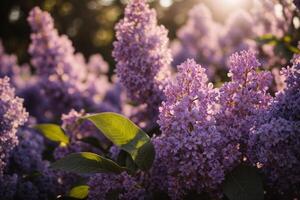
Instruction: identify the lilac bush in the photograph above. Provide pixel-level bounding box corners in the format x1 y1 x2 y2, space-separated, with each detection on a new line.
27 7 113 122
248 55 300 198
152 59 229 199
2 129 64 200
0 1 299 200
0 79 63 200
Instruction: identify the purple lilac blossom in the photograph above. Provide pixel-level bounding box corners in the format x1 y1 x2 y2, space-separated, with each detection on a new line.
27 7 87 121
171 4 221 75
0 41 20 84
87 54 109 74
271 55 300 121
251 0 295 67
27 7 112 122
252 0 293 39
215 50 272 151
0 77 28 175
113 0 172 123
1 128 64 200
0 174 18 200
88 172 147 200
248 118 300 197
152 59 239 199
248 55 300 197
8 129 45 174
0 41 30 90
271 68 286 92
219 10 257 67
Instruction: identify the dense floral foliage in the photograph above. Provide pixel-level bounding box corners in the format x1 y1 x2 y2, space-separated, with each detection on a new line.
113 0 172 125
0 0 299 200
0 77 28 175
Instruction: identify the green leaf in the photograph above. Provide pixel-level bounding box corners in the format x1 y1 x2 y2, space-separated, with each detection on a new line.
34 124 69 145
222 165 264 200
69 185 89 199
283 35 292 43
80 136 102 149
256 34 277 45
116 150 138 172
135 141 155 171
51 152 126 174
81 112 155 171
287 44 300 54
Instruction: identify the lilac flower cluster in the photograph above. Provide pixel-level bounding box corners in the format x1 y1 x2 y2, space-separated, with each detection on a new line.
113 0 172 122
251 0 296 68
0 78 68 200
27 7 113 122
145 51 274 199
0 41 20 85
1 129 63 200
0 77 28 175
271 55 300 121
172 1 297 82
216 51 272 147
151 59 238 199
88 172 147 200
248 55 300 197
219 10 257 67
0 1 299 199
171 4 221 76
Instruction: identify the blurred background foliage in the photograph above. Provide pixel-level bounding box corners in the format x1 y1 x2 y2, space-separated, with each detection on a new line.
0 0 255 73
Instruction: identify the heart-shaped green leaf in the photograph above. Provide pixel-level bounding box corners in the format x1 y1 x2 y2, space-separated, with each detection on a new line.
69 185 89 199
81 112 155 171
222 165 264 200
35 124 69 145
51 152 126 174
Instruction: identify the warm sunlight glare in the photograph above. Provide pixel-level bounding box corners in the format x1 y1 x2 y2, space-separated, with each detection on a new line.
160 0 173 7
222 0 247 9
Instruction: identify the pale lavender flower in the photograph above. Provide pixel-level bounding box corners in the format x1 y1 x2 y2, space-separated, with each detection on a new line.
248 54 300 197
216 50 272 148
0 77 28 174
113 0 172 120
28 7 84 79
171 4 221 75
0 41 20 82
271 68 286 92
87 54 109 75
27 7 112 121
152 59 240 199
219 10 257 67
271 55 300 121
